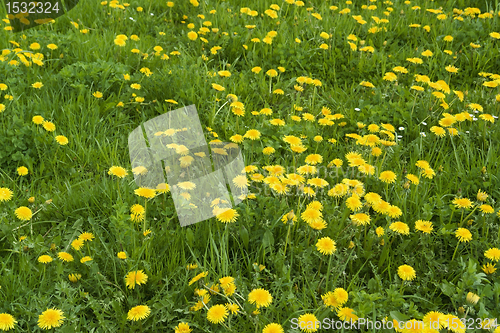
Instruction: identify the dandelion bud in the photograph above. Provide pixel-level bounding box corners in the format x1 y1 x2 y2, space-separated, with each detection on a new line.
466 292 480 305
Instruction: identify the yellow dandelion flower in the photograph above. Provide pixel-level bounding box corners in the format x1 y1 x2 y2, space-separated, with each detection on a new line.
207 304 228 324
32 115 44 124
455 228 472 242
316 237 336 255
262 323 284 333
397 264 416 281
189 271 208 286
71 239 84 251
484 248 500 261
212 83 225 91
350 213 371 226
38 309 64 330
134 187 156 199
379 171 396 183
15 206 32 220
389 221 410 235
266 69 278 77
42 121 56 132
482 262 496 274
38 255 53 264
125 270 148 289
216 208 238 223
337 307 358 322
415 220 433 234
174 322 191 333
0 313 16 331
452 197 473 209
80 256 92 263
248 288 273 308
127 305 151 321
57 252 74 262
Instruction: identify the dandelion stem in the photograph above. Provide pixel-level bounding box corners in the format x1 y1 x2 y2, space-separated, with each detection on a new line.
483 118 487 143
143 199 147 233
409 95 417 131
283 222 292 257
482 215 487 239
311 86 316 110
117 180 121 202
451 241 460 262
460 205 478 228
448 208 455 225
324 253 333 290
41 265 46 287
449 136 462 175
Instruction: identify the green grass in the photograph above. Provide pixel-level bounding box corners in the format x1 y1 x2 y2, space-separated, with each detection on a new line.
1 0 500 332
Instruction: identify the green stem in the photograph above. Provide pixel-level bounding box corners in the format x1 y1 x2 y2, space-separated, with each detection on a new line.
451 241 460 262
324 254 334 290
143 199 147 233
483 215 487 239
117 180 121 202
283 222 292 257
409 96 417 132
448 207 455 225
449 135 462 175
460 205 479 227
311 86 316 110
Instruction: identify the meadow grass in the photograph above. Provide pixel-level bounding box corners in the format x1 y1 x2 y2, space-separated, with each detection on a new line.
0 0 500 332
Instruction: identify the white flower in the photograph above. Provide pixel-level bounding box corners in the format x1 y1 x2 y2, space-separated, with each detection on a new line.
421 122 427 125
466 131 470 133
398 127 405 131
354 108 361 111
420 132 426 137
